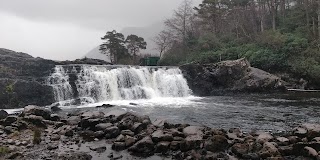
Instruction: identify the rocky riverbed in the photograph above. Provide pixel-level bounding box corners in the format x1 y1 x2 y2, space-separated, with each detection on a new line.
1 106 320 160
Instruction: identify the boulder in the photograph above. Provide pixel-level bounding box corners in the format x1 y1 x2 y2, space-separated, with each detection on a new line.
151 130 174 142
23 105 51 120
105 126 120 139
256 132 273 144
58 152 92 160
89 145 106 153
303 146 318 158
258 142 280 158
2 116 18 126
155 141 171 153
95 123 113 131
128 136 155 156
232 143 250 156
23 115 47 128
180 58 285 95
0 110 8 120
204 135 229 152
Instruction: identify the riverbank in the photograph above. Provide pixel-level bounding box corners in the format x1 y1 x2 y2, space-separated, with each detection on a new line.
1 105 320 159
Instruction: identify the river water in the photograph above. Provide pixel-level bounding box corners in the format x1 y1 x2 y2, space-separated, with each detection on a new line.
57 92 320 133
28 65 319 132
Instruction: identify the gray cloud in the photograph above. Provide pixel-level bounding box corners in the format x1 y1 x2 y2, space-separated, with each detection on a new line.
0 0 201 60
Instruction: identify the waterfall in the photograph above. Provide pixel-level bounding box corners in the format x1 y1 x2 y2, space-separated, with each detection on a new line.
47 65 191 106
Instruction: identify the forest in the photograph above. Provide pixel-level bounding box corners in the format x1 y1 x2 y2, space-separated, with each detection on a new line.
154 0 320 86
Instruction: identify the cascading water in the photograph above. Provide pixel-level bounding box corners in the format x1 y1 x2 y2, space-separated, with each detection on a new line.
47 65 191 106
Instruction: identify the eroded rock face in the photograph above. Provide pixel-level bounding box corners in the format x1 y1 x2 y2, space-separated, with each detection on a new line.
180 58 285 95
0 49 56 109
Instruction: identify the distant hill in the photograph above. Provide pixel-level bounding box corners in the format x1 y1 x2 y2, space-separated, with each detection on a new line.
84 46 110 62
83 22 164 61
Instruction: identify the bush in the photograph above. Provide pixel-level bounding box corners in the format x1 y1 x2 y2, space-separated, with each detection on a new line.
33 127 41 144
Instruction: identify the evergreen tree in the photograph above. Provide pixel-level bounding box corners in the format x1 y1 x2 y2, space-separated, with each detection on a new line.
100 30 127 64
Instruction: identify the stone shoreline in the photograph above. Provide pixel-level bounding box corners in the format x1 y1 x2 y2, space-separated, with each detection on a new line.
0 106 320 160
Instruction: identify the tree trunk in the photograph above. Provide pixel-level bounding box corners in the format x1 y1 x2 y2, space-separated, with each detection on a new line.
305 0 310 31
318 0 320 39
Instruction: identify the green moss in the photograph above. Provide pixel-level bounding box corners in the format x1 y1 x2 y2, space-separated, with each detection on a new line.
33 128 41 145
0 146 10 155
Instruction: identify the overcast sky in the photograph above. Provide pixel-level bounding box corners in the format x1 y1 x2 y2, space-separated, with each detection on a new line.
0 0 201 60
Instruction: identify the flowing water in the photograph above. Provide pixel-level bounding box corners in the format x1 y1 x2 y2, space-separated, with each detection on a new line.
44 65 320 132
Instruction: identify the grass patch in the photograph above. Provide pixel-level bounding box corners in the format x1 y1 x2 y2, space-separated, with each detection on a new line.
32 127 41 145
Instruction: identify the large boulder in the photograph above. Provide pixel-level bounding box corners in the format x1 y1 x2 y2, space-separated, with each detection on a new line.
22 105 52 120
180 58 285 95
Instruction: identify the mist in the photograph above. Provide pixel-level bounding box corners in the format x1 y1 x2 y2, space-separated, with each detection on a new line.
0 0 201 60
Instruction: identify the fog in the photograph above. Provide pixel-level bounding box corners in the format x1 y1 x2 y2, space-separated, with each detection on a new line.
0 0 201 60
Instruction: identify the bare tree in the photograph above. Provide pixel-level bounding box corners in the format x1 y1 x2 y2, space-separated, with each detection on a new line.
153 30 174 58
164 0 195 45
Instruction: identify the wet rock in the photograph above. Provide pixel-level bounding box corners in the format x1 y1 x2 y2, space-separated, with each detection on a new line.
276 137 290 145
4 126 17 134
302 123 320 139
180 58 284 96
256 132 273 143
95 123 112 131
278 146 294 156
121 129 135 136
155 141 170 153
312 137 320 142
242 153 260 160
105 110 127 118
16 120 28 130
183 126 204 136
124 135 136 147
81 111 104 119
3 116 18 126
50 114 60 121
118 113 142 130
78 130 95 141
23 115 47 128
0 110 8 120
204 135 229 152
112 142 126 151
50 134 61 141
94 131 105 138
51 105 62 112
287 136 299 144
232 143 249 156
131 122 147 134
105 126 120 139
79 118 103 130
170 141 182 151
303 146 318 158
23 105 51 120
65 129 74 137
152 119 167 128
58 152 92 160
293 142 320 154
66 116 81 126
96 104 114 108
6 152 24 159
151 130 174 142
115 134 125 142
89 145 106 153
258 142 280 158
47 144 58 150
293 127 307 137
7 139 15 145
128 136 155 156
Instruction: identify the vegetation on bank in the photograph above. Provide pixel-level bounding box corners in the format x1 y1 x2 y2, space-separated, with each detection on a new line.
154 0 320 87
